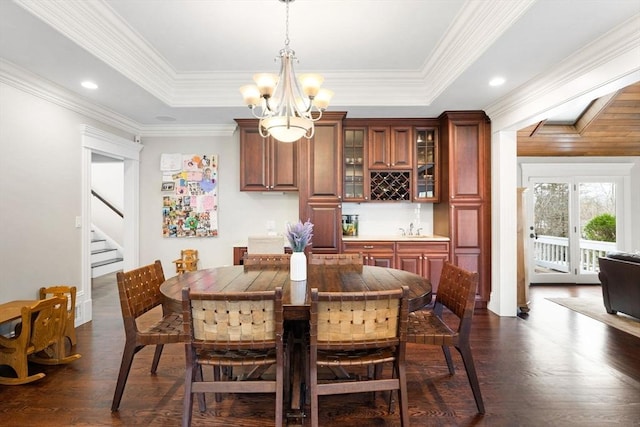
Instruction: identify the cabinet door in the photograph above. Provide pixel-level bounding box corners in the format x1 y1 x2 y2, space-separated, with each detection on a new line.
390 126 412 168
424 253 448 293
239 127 270 191
368 126 390 169
449 121 486 201
307 202 341 253
450 203 484 297
238 125 297 191
343 127 367 201
396 253 422 275
414 128 439 202
309 122 342 199
271 139 298 191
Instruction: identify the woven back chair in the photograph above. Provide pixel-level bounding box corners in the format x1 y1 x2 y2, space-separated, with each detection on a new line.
309 286 410 427
182 287 284 427
406 261 485 413
242 253 291 270
308 252 364 266
0 297 81 385
39 285 77 347
173 249 199 275
112 260 183 412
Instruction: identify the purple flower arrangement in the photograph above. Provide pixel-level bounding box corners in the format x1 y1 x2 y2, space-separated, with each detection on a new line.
285 219 314 252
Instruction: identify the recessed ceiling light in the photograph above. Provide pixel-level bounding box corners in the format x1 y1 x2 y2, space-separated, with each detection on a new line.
81 81 98 90
489 77 505 87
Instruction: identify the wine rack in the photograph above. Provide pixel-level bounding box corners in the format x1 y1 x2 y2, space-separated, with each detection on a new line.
370 171 411 201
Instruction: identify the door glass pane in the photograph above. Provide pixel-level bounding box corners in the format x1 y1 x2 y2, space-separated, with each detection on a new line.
578 182 616 274
532 182 570 275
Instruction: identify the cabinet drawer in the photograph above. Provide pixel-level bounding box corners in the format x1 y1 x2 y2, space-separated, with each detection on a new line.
395 241 450 253
343 241 395 253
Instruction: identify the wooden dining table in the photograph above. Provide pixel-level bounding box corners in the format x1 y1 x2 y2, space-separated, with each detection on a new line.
159 263 432 420
159 263 433 318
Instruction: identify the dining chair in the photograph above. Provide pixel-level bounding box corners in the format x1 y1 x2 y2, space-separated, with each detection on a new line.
309 286 410 427
39 285 77 348
405 261 485 413
181 287 285 427
242 253 291 270
308 252 364 266
0 296 81 385
173 249 199 275
112 260 184 412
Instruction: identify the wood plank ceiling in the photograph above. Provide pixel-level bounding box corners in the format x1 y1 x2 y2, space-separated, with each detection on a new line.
517 82 640 156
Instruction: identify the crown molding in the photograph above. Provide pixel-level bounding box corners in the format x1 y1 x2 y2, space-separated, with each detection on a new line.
0 58 140 134
486 14 640 130
0 59 237 138
13 0 483 108
14 0 176 104
137 124 238 138
421 0 536 105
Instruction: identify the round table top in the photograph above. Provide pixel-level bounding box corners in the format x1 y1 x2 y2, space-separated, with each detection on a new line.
160 264 432 316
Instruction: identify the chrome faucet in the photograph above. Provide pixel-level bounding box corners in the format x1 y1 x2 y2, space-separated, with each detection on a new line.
416 227 423 236
408 223 414 236
399 227 406 236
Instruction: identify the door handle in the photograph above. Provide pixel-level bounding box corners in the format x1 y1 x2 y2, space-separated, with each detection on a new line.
529 233 538 239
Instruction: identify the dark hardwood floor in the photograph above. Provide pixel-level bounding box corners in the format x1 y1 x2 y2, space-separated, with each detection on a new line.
1 274 639 426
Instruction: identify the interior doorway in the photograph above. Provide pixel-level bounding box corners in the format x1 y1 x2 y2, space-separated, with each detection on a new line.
79 126 142 325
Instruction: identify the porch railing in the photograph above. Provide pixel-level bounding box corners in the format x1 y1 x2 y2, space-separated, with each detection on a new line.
533 235 616 273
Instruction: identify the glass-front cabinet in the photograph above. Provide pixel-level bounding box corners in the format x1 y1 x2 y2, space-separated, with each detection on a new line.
414 128 438 202
343 127 367 201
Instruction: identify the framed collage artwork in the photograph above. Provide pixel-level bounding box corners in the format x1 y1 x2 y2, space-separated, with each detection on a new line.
160 153 218 238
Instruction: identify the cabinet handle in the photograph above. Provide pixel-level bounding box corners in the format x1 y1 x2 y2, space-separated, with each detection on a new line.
364 245 374 249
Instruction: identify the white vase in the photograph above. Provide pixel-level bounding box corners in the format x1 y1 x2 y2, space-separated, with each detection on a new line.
290 252 307 281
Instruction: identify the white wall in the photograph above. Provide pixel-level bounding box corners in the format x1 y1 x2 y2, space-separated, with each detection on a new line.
0 82 134 302
342 202 435 237
138 135 299 276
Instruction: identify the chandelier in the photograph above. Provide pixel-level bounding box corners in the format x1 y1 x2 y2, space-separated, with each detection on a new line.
239 0 333 143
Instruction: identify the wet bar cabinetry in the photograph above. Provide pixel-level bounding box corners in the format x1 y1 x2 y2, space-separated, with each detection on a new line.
435 111 491 307
236 120 297 191
343 239 450 289
342 119 438 202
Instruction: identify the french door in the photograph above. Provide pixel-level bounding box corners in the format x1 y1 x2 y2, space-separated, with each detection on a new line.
526 176 621 284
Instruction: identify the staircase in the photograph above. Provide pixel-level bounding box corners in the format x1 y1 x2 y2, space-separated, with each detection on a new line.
91 228 123 278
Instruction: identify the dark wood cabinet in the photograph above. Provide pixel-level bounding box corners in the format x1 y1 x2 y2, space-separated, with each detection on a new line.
343 127 368 201
299 112 346 254
435 111 491 307
395 241 450 292
343 119 439 203
236 120 297 191
413 126 440 203
368 124 413 170
343 241 395 268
